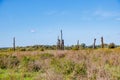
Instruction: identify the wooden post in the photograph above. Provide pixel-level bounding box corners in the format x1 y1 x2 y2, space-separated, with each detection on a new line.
101 37 104 48
77 40 79 49
62 39 64 50
60 30 64 50
57 36 60 50
93 38 96 49
13 37 15 51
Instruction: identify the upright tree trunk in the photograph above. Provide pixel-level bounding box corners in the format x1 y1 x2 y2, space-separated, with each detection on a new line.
13 37 15 51
93 38 96 49
101 37 104 48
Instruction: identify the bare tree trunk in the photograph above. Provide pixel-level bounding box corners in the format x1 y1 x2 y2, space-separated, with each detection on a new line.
57 36 60 50
13 37 15 51
93 38 96 49
101 37 104 48
77 40 79 50
60 30 64 50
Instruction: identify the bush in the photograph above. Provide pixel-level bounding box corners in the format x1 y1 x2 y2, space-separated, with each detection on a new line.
40 48 44 51
40 53 54 59
26 48 33 51
8 56 20 68
22 56 31 65
51 58 75 75
108 43 116 49
0 54 19 69
51 58 87 76
20 48 26 51
72 46 79 50
0 54 9 69
74 63 87 75
80 43 86 49
22 56 41 72
27 60 41 72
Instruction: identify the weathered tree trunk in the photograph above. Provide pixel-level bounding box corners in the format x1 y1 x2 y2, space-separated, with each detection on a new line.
93 38 96 49
57 36 60 50
60 30 64 50
77 40 79 50
13 37 15 51
57 30 64 50
101 37 104 48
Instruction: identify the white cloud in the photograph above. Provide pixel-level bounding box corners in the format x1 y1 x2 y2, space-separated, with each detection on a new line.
30 29 36 33
90 6 120 18
81 9 120 21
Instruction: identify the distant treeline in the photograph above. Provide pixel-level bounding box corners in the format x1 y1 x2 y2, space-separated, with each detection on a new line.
0 43 119 52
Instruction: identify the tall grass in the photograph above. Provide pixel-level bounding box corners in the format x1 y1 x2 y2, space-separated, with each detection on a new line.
0 49 120 80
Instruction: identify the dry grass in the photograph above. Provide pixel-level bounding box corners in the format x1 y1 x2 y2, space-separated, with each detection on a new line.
0 49 120 80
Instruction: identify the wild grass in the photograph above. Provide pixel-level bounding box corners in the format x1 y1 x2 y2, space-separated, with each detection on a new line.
0 49 120 80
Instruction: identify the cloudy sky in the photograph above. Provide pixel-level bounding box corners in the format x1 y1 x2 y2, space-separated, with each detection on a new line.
0 0 120 47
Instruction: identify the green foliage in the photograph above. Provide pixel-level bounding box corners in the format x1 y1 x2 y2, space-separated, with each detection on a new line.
80 43 86 49
20 48 26 51
0 54 19 69
72 45 79 50
0 49 120 79
40 48 44 51
0 54 8 69
108 43 116 49
21 56 41 72
51 58 75 75
51 58 87 76
105 64 120 80
0 69 36 80
27 61 41 72
7 48 13 52
74 62 87 75
40 53 54 59
62 60 75 75
26 48 33 51
22 56 31 65
8 56 19 68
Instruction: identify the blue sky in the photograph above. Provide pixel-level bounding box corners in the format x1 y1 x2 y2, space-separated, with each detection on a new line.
0 0 120 47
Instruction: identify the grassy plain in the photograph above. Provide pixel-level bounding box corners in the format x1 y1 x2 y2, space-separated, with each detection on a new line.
0 48 120 80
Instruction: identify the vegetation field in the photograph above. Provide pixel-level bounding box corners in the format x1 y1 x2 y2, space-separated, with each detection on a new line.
0 49 120 80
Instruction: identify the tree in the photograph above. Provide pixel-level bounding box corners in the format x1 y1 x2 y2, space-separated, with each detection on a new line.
108 43 116 49
80 43 86 49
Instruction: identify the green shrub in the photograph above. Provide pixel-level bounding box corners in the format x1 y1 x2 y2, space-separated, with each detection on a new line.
0 60 7 69
108 43 116 49
0 54 8 69
105 64 120 80
26 48 33 51
21 56 41 72
74 63 87 75
40 48 44 51
72 46 79 50
22 56 31 65
0 54 10 69
51 58 87 76
27 60 41 72
40 53 54 59
0 54 19 69
8 56 19 68
51 58 75 75
20 48 26 51
80 43 86 49
7 48 13 52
